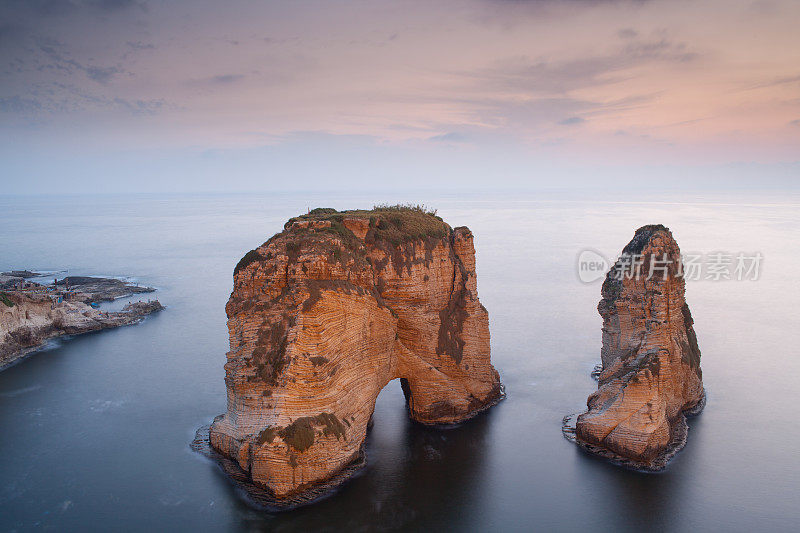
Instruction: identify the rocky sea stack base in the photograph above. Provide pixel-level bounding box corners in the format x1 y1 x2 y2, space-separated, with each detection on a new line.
205 206 503 500
567 225 705 470
563 391 705 471
192 419 367 511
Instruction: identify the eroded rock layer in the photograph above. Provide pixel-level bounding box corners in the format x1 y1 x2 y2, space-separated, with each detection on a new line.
575 224 704 467
209 207 502 498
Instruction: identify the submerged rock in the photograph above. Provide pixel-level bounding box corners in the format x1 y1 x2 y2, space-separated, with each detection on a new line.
57 276 155 302
209 206 502 499
573 225 704 468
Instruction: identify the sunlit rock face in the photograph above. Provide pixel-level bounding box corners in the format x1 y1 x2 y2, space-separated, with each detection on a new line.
575 225 704 467
209 207 502 498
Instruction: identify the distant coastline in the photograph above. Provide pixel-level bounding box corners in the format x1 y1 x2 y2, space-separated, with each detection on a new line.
0 271 163 369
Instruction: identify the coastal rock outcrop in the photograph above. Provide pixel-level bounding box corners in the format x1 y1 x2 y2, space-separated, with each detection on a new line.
0 276 162 368
573 225 704 468
209 206 502 499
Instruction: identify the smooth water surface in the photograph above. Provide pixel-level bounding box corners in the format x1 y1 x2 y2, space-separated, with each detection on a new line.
1 191 799 532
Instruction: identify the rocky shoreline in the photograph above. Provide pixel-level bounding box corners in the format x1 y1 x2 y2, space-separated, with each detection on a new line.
563 391 705 471
192 382 505 509
0 272 163 369
192 419 368 511
409 382 507 429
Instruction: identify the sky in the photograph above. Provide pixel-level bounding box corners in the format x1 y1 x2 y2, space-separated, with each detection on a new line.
1 0 799 194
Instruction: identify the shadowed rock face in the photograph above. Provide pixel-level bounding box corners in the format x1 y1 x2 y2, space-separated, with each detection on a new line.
209 207 502 498
575 225 704 466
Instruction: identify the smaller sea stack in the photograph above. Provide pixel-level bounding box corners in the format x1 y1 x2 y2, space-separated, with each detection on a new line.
574 225 704 468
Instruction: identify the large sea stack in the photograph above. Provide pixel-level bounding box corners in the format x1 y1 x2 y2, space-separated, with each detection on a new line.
574 225 704 468
209 206 502 498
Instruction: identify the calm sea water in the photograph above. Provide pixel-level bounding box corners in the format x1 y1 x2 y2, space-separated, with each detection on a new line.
1 191 799 532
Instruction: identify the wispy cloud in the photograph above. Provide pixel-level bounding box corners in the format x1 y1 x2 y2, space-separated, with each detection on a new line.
210 74 245 84
37 39 126 83
0 95 43 113
466 36 699 96
126 40 155 51
86 65 123 83
0 0 798 174
0 83 166 118
2 0 148 16
428 132 470 142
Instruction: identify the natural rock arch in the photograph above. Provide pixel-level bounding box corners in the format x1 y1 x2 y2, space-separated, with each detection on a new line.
209 207 503 498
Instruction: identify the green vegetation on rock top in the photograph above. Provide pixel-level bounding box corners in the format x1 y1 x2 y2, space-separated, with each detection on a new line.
231 205 453 279
233 249 264 276
0 292 14 307
287 204 450 245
